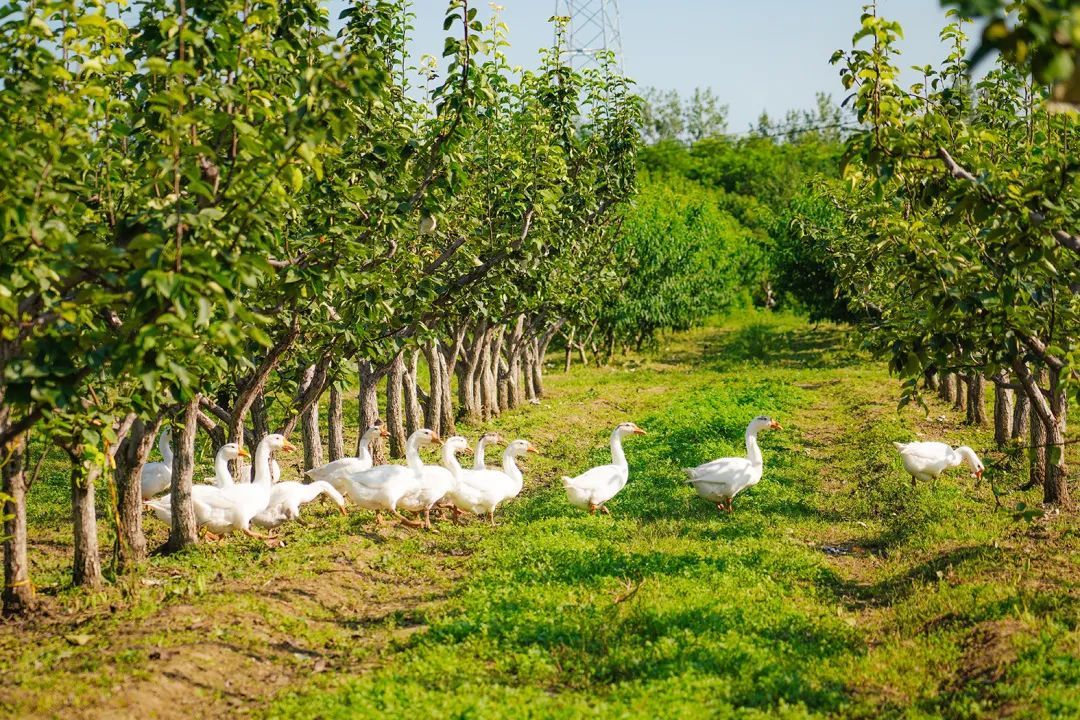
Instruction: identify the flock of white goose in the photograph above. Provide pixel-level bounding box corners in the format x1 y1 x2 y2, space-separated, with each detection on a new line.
140 413 987 540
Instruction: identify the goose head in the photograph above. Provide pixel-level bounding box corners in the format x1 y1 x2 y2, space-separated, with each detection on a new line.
480 431 503 446
264 434 297 453
615 422 647 437
220 442 249 461
410 428 443 447
363 422 390 442
445 435 472 456
749 416 782 434
506 439 539 457
956 446 984 479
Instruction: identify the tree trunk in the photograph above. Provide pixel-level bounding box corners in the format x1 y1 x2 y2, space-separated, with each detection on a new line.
1012 390 1030 440
114 417 161 573
166 396 200 552
564 327 575 373
1046 367 1070 507
357 360 385 464
251 392 270 441
924 369 939 391
423 343 442 435
299 364 323 471
484 328 503 419
438 350 455 435
530 337 545 398
328 384 345 462
70 448 102 588
387 353 407 458
938 372 955 403
1013 361 1068 506
953 375 967 412
1029 391 1048 491
523 345 537 403
404 349 423 435
965 375 987 425
992 376 1013 447
2 428 33 614
504 316 526 409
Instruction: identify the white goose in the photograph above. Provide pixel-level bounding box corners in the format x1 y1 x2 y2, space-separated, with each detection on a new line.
685 415 782 512
893 441 984 486
562 422 646 515
305 423 389 492
145 441 249 525
338 429 440 524
397 434 460 529
140 428 174 498
147 434 295 539
473 432 503 470
207 442 249 488
447 437 537 525
251 480 347 530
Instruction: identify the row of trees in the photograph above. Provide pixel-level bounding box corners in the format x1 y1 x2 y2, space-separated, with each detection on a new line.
792 3 1078 508
0 0 642 615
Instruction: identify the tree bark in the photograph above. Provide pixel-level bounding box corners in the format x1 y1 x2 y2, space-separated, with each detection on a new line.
1013 361 1068 506
387 353 407 458
438 350 455 435
251 392 270 442
564 327 575 373
483 327 503 419
357 359 388 464
1012 390 1030 440
423 343 442 435
530 337 545 398
299 364 323 471
328 384 345 462
1028 389 1048 491
1046 366 1070 507
2 428 33 614
114 417 161 573
404 349 423 435
523 344 537 403
953 375 967 412
938 372 955 403
166 396 200 552
992 376 1013 447
965 374 986 426
70 448 102 588
923 369 939 391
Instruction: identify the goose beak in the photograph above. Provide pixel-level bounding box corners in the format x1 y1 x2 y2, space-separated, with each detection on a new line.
975 469 983 479
238 448 250 459
430 434 443 446
632 427 647 436
380 429 390 438
770 420 783 430
463 446 474 455
527 443 540 454
338 505 348 516
282 441 298 452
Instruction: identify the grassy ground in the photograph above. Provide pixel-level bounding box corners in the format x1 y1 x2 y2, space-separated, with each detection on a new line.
2 311 1077 719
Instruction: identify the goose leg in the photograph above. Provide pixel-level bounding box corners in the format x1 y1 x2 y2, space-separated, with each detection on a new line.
395 511 423 528
588 504 598 515
488 511 497 527
424 508 439 532
599 505 611 516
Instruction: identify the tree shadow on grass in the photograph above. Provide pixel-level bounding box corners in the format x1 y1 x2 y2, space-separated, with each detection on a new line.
663 321 866 373
816 542 1004 611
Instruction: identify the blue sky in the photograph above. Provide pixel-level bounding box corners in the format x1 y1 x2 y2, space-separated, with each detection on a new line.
329 0 961 131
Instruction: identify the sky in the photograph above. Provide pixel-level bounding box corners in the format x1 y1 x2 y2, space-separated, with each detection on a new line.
328 0 964 132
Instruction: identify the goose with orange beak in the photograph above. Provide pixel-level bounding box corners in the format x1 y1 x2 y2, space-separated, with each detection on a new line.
685 416 781 513
562 422 647 515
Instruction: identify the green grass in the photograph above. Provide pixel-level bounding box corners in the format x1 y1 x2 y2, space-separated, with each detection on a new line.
3 311 1078 719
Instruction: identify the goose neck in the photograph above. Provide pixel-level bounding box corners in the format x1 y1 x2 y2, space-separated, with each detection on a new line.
502 452 523 485
442 446 462 477
610 430 628 468
252 439 274 486
405 437 425 474
745 428 763 467
214 449 234 487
